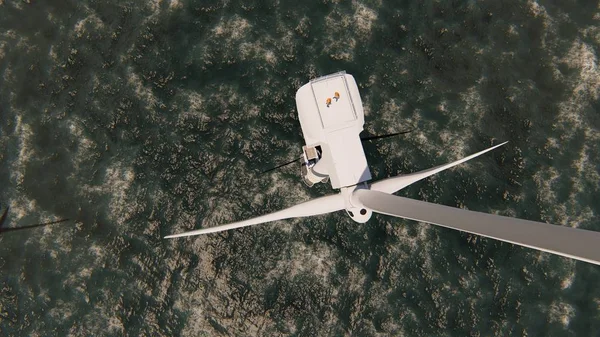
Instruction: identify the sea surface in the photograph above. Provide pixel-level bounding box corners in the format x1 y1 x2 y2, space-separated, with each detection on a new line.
1 0 599 336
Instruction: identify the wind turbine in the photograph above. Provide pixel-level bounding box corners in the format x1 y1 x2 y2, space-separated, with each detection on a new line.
165 71 600 266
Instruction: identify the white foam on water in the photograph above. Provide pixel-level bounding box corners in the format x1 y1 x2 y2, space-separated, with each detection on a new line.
184 91 204 114
75 161 140 231
207 84 242 115
352 1 378 37
456 83 487 129
67 118 97 171
533 166 597 229
127 67 159 110
175 90 212 131
201 194 240 228
1 109 71 232
107 315 125 334
238 27 291 70
582 19 600 45
145 0 183 16
176 270 256 336
8 196 36 222
387 219 429 254
531 38 600 231
287 242 334 282
417 120 470 164
265 173 307 200
562 40 600 102
88 243 108 266
212 15 251 41
526 0 557 38
561 271 575 290
48 299 75 321
10 115 34 188
2 64 13 88
238 40 280 66
527 0 548 19
105 164 137 225
376 97 412 128
548 301 575 327
198 171 308 232
572 149 600 190
177 305 208 337
0 40 6 61
73 8 104 39
1 29 17 41
322 1 378 61
437 129 470 163
165 0 183 10
374 82 491 180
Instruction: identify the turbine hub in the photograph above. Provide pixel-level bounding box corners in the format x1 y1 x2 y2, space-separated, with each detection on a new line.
341 184 372 223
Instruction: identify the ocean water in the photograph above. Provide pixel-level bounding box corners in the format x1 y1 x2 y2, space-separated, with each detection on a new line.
1 0 599 335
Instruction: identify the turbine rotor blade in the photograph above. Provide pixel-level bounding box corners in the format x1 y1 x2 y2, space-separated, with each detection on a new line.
357 189 600 266
165 193 345 238
261 156 302 174
370 141 508 194
360 129 413 142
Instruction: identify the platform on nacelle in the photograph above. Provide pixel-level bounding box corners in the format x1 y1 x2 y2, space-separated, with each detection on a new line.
310 73 358 129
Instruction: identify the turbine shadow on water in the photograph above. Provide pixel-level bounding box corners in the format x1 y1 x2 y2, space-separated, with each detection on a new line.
0 207 70 234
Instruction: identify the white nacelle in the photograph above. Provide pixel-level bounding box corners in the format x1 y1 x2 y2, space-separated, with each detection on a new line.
295 71 372 190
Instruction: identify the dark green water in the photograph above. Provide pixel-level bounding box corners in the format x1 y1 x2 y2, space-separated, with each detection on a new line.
1 0 599 335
